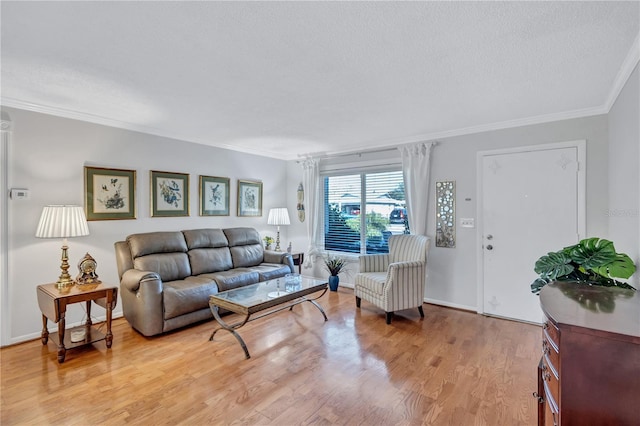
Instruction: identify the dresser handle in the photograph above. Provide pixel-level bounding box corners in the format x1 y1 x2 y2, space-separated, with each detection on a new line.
532 392 544 404
543 322 548 330
542 341 550 355
543 371 551 381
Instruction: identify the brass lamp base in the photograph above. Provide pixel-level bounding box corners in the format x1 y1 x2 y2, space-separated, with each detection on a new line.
55 244 76 289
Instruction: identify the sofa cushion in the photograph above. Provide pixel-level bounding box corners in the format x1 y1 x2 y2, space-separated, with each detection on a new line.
201 269 260 291
134 252 191 282
188 248 233 275
128 231 187 258
163 277 218 320
183 229 228 249
248 264 294 282
223 227 261 246
230 244 263 268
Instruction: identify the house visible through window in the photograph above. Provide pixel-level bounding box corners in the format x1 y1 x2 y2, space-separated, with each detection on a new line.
323 170 408 254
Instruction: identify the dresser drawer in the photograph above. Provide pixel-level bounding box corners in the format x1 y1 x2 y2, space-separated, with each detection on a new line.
541 355 559 405
543 319 559 350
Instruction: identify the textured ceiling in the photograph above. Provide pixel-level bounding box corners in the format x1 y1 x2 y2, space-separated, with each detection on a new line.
1 1 639 160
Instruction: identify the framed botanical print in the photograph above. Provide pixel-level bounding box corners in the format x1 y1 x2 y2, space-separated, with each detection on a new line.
150 170 189 217
84 166 136 221
199 175 230 216
237 179 263 217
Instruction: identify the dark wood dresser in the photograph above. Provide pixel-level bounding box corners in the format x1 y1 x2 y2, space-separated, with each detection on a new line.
537 282 640 426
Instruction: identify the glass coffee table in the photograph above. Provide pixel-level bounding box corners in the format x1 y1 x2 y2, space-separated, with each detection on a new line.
208 275 328 359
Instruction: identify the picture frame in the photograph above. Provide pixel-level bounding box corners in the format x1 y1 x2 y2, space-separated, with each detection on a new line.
150 170 190 217
237 179 263 217
199 175 230 216
84 166 136 221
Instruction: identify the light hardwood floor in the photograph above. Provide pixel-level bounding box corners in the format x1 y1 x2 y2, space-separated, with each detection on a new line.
1 287 541 425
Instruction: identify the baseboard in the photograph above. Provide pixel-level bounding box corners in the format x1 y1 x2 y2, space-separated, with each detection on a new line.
423 297 476 312
4 312 124 347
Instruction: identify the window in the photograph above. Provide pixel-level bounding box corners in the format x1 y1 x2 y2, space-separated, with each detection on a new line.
323 170 408 254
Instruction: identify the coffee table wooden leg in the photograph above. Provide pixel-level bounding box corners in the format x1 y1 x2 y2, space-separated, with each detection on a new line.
41 315 49 345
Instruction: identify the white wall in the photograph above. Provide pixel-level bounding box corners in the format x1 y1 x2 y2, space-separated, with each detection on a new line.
286 114 610 310
3 107 289 345
608 64 639 287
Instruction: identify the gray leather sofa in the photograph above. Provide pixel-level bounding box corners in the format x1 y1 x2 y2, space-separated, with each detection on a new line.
114 227 294 336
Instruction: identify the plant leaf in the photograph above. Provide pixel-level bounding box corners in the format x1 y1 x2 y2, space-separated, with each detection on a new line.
568 238 617 270
530 277 550 295
534 251 574 280
592 253 636 280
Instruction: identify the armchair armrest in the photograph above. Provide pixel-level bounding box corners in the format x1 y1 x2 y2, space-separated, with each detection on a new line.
359 253 389 273
384 260 426 292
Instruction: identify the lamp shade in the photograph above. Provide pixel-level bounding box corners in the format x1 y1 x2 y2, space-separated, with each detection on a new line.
35 205 90 238
267 208 290 226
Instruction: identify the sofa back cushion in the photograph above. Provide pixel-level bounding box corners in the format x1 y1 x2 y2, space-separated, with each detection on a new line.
127 231 191 281
183 229 233 275
188 248 233 275
183 229 228 249
224 228 264 268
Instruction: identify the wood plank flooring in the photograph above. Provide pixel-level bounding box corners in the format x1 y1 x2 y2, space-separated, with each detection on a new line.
1 287 541 425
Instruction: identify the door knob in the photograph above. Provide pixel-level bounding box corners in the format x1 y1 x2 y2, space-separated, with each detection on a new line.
486 245 493 250
486 235 493 240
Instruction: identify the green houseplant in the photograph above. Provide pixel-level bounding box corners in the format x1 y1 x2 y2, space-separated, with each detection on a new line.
263 236 274 250
530 237 636 295
323 255 347 291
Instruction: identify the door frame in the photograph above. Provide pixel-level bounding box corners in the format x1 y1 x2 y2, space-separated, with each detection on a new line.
475 140 586 315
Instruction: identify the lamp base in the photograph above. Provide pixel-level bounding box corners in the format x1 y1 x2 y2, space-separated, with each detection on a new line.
56 244 75 289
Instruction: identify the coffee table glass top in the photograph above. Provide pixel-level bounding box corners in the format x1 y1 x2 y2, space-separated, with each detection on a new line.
211 275 327 309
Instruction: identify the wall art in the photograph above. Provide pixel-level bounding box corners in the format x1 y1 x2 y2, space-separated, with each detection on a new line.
436 180 456 248
237 179 262 217
151 170 189 217
84 166 136 220
199 175 230 216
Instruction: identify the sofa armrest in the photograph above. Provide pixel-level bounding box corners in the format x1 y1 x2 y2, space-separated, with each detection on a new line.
121 269 162 292
264 251 295 273
359 253 389 273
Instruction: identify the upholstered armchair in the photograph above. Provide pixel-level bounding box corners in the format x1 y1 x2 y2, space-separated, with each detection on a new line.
355 234 430 324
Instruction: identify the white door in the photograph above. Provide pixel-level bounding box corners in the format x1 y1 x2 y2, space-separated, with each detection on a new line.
478 142 585 323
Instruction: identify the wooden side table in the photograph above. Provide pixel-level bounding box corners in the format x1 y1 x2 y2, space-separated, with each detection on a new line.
291 252 304 274
36 283 117 363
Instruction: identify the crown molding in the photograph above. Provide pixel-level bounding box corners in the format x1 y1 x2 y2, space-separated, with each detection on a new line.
605 31 640 112
0 98 612 162
0 97 287 160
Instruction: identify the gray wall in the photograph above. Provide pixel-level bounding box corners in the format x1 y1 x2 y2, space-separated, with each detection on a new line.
608 64 639 287
287 114 610 310
2 107 288 344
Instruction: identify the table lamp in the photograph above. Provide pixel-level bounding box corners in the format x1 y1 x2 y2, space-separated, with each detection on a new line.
35 205 90 288
267 207 290 251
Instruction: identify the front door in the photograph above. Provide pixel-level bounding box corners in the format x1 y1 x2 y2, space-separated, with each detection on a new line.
478 141 585 323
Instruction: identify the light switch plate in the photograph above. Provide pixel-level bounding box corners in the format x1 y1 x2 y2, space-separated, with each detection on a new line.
460 218 475 228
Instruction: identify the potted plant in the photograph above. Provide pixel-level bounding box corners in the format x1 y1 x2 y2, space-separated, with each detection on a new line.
530 237 636 295
263 236 274 250
323 255 347 291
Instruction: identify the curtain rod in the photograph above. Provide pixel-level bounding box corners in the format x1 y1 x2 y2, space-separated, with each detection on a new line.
297 141 437 163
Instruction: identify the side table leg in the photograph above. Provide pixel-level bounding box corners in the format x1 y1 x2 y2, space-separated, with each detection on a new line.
41 315 49 345
105 301 113 348
86 301 92 326
57 313 66 363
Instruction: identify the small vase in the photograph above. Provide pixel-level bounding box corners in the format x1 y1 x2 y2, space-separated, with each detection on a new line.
328 275 339 291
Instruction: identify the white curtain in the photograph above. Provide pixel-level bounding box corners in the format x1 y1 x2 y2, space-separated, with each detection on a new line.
399 142 435 236
302 159 322 268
